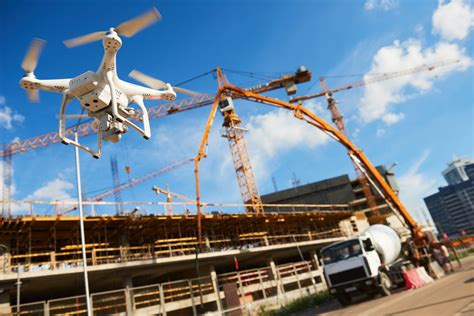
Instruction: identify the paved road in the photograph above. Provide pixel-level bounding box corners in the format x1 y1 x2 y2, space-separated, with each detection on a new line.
302 257 474 316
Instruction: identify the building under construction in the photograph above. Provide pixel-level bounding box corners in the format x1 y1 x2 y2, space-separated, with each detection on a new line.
0 210 358 315
0 41 454 314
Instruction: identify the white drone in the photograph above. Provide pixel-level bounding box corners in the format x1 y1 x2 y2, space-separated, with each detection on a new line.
20 8 198 158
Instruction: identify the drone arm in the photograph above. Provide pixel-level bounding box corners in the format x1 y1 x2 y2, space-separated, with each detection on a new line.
105 71 126 123
58 92 102 158
131 95 151 139
20 77 71 93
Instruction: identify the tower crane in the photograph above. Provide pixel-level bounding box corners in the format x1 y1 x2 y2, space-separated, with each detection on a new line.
193 68 427 244
289 59 461 218
152 185 195 215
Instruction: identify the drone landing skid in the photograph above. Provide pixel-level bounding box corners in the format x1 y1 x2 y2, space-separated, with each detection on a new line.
59 94 103 159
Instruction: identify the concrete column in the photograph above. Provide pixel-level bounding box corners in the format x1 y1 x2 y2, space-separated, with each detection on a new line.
44 301 50 316
310 250 326 289
0 290 11 315
210 266 223 313
159 283 167 316
50 252 56 270
123 276 133 315
263 236 270 246
305 261 319 294
205 237 211 251
188 279 197 316
268 258 286 305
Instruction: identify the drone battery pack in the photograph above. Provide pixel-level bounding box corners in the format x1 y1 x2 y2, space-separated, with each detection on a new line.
69 71 98 97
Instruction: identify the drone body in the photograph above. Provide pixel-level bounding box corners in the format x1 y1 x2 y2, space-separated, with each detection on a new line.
19 8 195 158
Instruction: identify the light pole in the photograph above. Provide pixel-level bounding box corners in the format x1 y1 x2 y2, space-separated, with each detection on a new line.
74 133 92 316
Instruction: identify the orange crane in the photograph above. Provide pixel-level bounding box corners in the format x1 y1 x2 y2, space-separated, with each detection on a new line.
193 68 425 244
289 59 461 218
152 185 195 215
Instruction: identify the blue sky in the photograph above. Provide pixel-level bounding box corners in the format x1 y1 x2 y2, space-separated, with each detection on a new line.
0 0 473 223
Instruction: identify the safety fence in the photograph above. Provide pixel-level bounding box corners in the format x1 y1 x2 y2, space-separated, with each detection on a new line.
12 258 326 315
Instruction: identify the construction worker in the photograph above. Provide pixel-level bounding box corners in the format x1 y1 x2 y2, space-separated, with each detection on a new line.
440 243 454 273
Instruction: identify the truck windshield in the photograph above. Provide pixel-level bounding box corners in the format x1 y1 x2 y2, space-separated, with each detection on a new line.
321 239 363 264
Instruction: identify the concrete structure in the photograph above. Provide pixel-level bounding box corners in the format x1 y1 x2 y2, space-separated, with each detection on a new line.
0 211 352 313
261 165 400 217
10 255 329 315
425 160 474 237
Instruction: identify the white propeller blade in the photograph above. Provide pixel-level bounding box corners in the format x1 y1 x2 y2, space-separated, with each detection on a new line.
129 70 202 97
63 8 161 48
27 89 39 103
21 38 46 73
64 31 106 48
173 86 201 97
115 8 161 38
129 69 166 89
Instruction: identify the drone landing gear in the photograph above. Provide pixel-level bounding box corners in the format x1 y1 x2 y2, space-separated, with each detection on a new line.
59 92 103 158
105 71 151 140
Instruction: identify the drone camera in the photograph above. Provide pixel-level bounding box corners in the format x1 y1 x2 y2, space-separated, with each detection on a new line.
79 87 112 112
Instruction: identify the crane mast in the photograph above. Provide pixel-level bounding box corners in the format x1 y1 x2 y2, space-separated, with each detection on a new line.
223 110 264 214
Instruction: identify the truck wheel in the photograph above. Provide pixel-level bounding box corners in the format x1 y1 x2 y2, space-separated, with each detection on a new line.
336 293 352 306
378 272 392 296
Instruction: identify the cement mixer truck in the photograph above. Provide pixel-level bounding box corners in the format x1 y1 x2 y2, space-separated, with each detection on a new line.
321 224 413 305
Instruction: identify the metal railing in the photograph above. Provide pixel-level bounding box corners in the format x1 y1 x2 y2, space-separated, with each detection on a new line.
12 258 326 315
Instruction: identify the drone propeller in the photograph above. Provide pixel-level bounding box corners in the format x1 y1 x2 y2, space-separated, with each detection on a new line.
129 70 202 96
21 38 46 103
21 38 45 73
26 90 40 103
64 8 161 48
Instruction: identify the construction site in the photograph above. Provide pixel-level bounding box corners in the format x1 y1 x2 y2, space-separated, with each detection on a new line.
1 2 473 316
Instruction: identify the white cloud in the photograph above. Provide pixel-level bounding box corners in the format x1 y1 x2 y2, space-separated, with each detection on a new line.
433 0 474 41
0 96 5 105
244 101 330 181
25 178 74 201
397 150 438 222
382 112 405 125
246 102 329 158
0 106 25 130
365 0 397 11
359 39 472 123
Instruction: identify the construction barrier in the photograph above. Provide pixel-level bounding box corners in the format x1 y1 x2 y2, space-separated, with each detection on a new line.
403 269 424 289
416 267 434 284
428 261 445 279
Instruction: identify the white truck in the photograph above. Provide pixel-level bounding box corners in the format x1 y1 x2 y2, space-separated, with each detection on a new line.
321 224 410 305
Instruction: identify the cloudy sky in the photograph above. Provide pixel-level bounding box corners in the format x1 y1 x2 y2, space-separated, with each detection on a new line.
0 0 472 223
